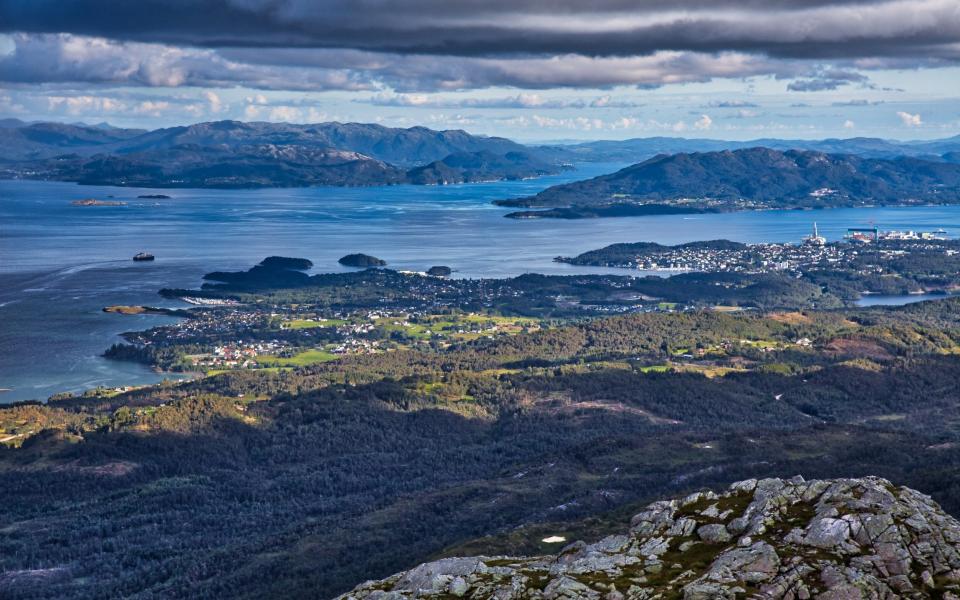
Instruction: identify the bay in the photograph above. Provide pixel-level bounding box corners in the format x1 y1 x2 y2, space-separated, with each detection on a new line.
3 162 960 402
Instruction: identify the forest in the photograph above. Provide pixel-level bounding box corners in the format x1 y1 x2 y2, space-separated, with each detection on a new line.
4 296 960 598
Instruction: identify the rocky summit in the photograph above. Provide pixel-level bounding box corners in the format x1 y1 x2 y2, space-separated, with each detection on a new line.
338 477 960 599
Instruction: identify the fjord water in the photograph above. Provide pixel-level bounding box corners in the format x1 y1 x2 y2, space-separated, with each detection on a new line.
4 162 960 402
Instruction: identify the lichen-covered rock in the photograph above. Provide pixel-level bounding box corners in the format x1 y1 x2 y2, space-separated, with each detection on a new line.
337 477 960 599
697 523 732 544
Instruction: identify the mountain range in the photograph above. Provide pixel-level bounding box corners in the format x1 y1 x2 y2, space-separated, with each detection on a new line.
3 119 960 190
498 147 960 217
538 134 960 163
0 120 559 188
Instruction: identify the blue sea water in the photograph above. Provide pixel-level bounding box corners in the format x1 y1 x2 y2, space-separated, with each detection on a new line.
855 293 955 307
3 162 960 402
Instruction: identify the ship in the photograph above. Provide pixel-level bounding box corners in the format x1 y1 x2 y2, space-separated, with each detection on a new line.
132 252 155 261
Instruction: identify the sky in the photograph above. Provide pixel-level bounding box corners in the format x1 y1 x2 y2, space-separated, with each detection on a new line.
0 0 958 141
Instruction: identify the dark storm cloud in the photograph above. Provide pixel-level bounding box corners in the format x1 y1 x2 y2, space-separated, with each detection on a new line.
0 34 799 91
1 0 958 61
1 1 958 92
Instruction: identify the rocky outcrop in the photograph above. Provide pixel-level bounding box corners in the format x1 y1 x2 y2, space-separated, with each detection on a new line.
338 477 960 599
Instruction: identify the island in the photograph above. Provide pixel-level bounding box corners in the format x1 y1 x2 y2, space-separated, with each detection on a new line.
70 198 127 207
506 204 708 219
338 253 387 268
426 265 452 277
103 305 191 317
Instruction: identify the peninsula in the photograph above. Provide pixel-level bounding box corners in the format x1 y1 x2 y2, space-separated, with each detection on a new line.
498 148 960 218
70 198 126 207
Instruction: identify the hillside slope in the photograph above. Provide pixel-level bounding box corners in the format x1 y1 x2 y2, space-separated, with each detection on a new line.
0 120 560 187
341 476 960 599
499 148 960 212
537 135 960 164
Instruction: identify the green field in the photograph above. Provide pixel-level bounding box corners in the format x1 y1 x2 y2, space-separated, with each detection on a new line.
207 366 288 376
256 349 339 367
374 314 539 342
282 318 347 329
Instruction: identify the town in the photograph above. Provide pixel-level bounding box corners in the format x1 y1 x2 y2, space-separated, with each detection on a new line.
108 304 542 374
559 225 956 278
103 232 960 378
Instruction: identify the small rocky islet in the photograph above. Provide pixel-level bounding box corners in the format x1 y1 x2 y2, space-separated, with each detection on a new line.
339 253 387 268
426 266 452 277
340 476 960 599
69 198 126 207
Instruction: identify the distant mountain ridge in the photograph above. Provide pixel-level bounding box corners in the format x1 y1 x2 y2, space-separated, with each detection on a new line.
0 120 561 188
539 134 960 163
499 147 960 217
0 119 528 165
96 120 529 167
2 119 960 189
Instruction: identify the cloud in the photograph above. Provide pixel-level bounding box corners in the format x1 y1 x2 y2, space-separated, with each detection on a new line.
0 33 374 91
204 91 224 113
844 119 856 128
705 100 760 108
366 92 575 109
693 114 713 130
831 99 884 106
787 69 871 91
134 100 171 116
0 32 813 91
362 92 644 109
267 106 302 122
46 94 125 115
227 48 799 91
897 110 923 126
3 0 960 63
0 2 957 94
589 95 646 108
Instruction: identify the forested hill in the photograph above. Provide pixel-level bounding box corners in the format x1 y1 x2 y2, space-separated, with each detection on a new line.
0 120 529 165
0 120 562 188
535 133 960 163
498 148 960 212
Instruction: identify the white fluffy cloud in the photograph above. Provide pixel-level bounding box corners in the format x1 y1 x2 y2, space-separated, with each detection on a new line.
205 91 224 113
897 111 923 126
46 95 125 115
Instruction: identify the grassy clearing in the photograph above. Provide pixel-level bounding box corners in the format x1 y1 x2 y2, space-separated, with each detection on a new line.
282 318 347 329
207 366 288 376
374 313 540 342
257 349 338 367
